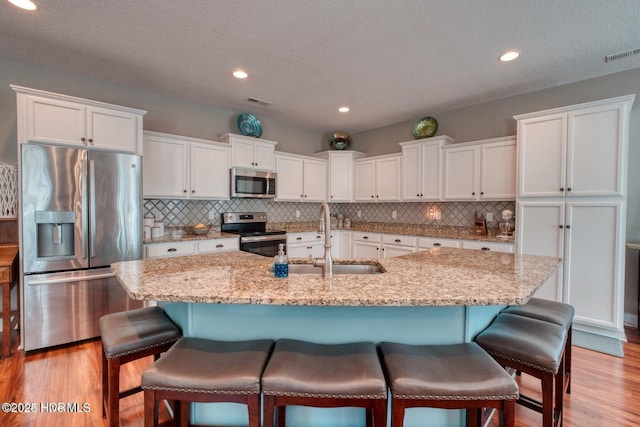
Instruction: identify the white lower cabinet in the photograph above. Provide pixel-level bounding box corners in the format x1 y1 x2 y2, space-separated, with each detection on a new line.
351 232 417 259
287 232 336 259
145 238 238 259
418 237 461 249
381 234 416 258
517 200 625 339
461 240 514 253
351 232 381 259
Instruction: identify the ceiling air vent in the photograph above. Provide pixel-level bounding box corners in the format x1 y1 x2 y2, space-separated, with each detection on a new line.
605 48 640 63
246 97 272 106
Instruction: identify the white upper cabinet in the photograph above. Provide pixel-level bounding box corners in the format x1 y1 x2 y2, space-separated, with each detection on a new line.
315 151 366 202
355 154 401 202
399 136 450 201
12 85 146 154
220 133 277 171
276 153 327 202
515 95 634 198
143 131 229 199
443 136 516 201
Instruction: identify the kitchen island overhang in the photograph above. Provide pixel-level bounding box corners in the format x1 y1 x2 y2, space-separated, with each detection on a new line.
111 248 560 427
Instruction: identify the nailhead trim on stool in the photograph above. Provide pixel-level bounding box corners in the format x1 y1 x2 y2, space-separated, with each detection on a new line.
141 337 274 427
261 339 387 427
502 298 574 394
100 306 181 427
379 342 518 427
476 313 567 427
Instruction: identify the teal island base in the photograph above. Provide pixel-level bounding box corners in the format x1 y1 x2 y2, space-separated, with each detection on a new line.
162 302 505 427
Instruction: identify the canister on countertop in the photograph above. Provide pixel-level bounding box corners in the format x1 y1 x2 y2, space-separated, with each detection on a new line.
154 221 164 237
151 226 161 239
144 215 155 227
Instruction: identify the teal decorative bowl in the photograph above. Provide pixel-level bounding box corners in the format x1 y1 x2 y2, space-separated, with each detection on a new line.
413 116 438 139
237 114 263 138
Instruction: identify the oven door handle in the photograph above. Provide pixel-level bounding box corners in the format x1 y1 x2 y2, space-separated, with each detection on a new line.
240 235 286 243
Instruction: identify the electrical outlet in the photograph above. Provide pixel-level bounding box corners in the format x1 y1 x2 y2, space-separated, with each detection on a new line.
486 212 493 222
295 210 301 218
357 210 362 218
435 210 441 220
208 210 216 220
392 210 397 219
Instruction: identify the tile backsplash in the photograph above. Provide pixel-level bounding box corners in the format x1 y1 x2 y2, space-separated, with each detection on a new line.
144 199 515 231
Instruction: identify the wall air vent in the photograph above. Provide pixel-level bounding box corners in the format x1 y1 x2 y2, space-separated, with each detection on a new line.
605 48 640 63
246 97 272 106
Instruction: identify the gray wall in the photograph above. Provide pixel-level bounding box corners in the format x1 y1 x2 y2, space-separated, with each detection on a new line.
353 68 640 322
1 56 639 322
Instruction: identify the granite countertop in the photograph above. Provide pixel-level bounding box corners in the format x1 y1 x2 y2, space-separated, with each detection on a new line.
143 230 237 244
112 248 559 307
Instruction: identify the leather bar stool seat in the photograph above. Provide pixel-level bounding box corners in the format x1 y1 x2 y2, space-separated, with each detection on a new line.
100 306 181 427
261 339 387 427
476 313 567 427
142 337 274 427
502 298 574 393
379 342 518 427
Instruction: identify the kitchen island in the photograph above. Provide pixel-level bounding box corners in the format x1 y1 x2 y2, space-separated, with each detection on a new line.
112 248 559 427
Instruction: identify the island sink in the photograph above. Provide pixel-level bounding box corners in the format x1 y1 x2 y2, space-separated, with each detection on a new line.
283 262 385 275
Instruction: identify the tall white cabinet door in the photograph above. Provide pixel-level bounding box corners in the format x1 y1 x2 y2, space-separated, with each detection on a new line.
421 142 442 200
190 143 229 199
516 202 565 301
376 156 401 201
276 155 304 200
401 144 422 200
517 114 566 197
355 160 376 201
143 136 189 198
443 145 477 200
567 104 626 197
564 202 624 333
254 141 276 171
328 153 352 202
303 158 327 201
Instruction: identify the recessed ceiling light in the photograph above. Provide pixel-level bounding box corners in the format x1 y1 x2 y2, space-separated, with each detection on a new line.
499 51 520 62
338 106 350 113
8 0 37 10
233 70 248 79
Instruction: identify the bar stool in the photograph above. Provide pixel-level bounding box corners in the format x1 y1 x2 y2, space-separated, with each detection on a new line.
502 298 574 393
379 342 518 427
100 306 182 427
476 313 567 427
261 339 387 427
142 337 274 427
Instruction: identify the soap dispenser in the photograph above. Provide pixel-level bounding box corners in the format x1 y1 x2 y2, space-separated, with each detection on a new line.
273 243 289 278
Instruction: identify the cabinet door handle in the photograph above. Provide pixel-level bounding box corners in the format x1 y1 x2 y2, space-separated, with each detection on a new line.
371 195 375 198
559 225 564 229
183 189 187 193
560 187 564 192
81 137 86 142
433 243 441 247
480 191 484 195
567 187 572 192
472 192 475 196
167 248 177 252
192 190 195 193
88 138 93 143
566 225 571 229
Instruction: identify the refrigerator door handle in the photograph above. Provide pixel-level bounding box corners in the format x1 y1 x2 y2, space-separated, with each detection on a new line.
89 159 96 258
81 157 89 260
26 271 116 286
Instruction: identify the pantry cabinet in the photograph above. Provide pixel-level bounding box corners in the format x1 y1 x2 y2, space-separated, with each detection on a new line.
515 95 634 344
443 136 516 201
143 131 229 199
516 95 634 198
354 154 401 202
12 85 146 154
276 153 327 202
399 137 450 201
221 133 277 171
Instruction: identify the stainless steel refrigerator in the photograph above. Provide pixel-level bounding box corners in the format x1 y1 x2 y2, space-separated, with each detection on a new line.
20 143 144 351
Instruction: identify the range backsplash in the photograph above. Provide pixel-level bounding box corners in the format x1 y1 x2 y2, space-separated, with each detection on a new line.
144 199 516 231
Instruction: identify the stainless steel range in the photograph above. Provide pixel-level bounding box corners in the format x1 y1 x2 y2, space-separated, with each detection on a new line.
221 212 286 257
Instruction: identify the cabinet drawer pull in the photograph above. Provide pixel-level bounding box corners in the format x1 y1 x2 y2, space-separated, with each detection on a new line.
316 235 322 239
433 243 442 247
363 236 369 240
215 244 224 248
167 248 177 252
296 237 302 241
394 239 401 243
480 247 490 251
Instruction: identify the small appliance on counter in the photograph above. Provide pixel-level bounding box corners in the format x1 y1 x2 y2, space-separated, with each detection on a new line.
498 209 515 239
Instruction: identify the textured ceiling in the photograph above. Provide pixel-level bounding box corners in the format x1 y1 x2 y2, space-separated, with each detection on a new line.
1 0 639 134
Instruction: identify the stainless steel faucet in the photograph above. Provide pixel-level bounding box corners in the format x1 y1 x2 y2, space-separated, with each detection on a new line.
313 201 333 277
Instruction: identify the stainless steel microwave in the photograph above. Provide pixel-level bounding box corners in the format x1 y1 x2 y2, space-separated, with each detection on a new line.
230 168 277 198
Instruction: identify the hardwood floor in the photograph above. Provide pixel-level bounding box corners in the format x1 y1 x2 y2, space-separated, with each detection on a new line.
0 328 639 426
